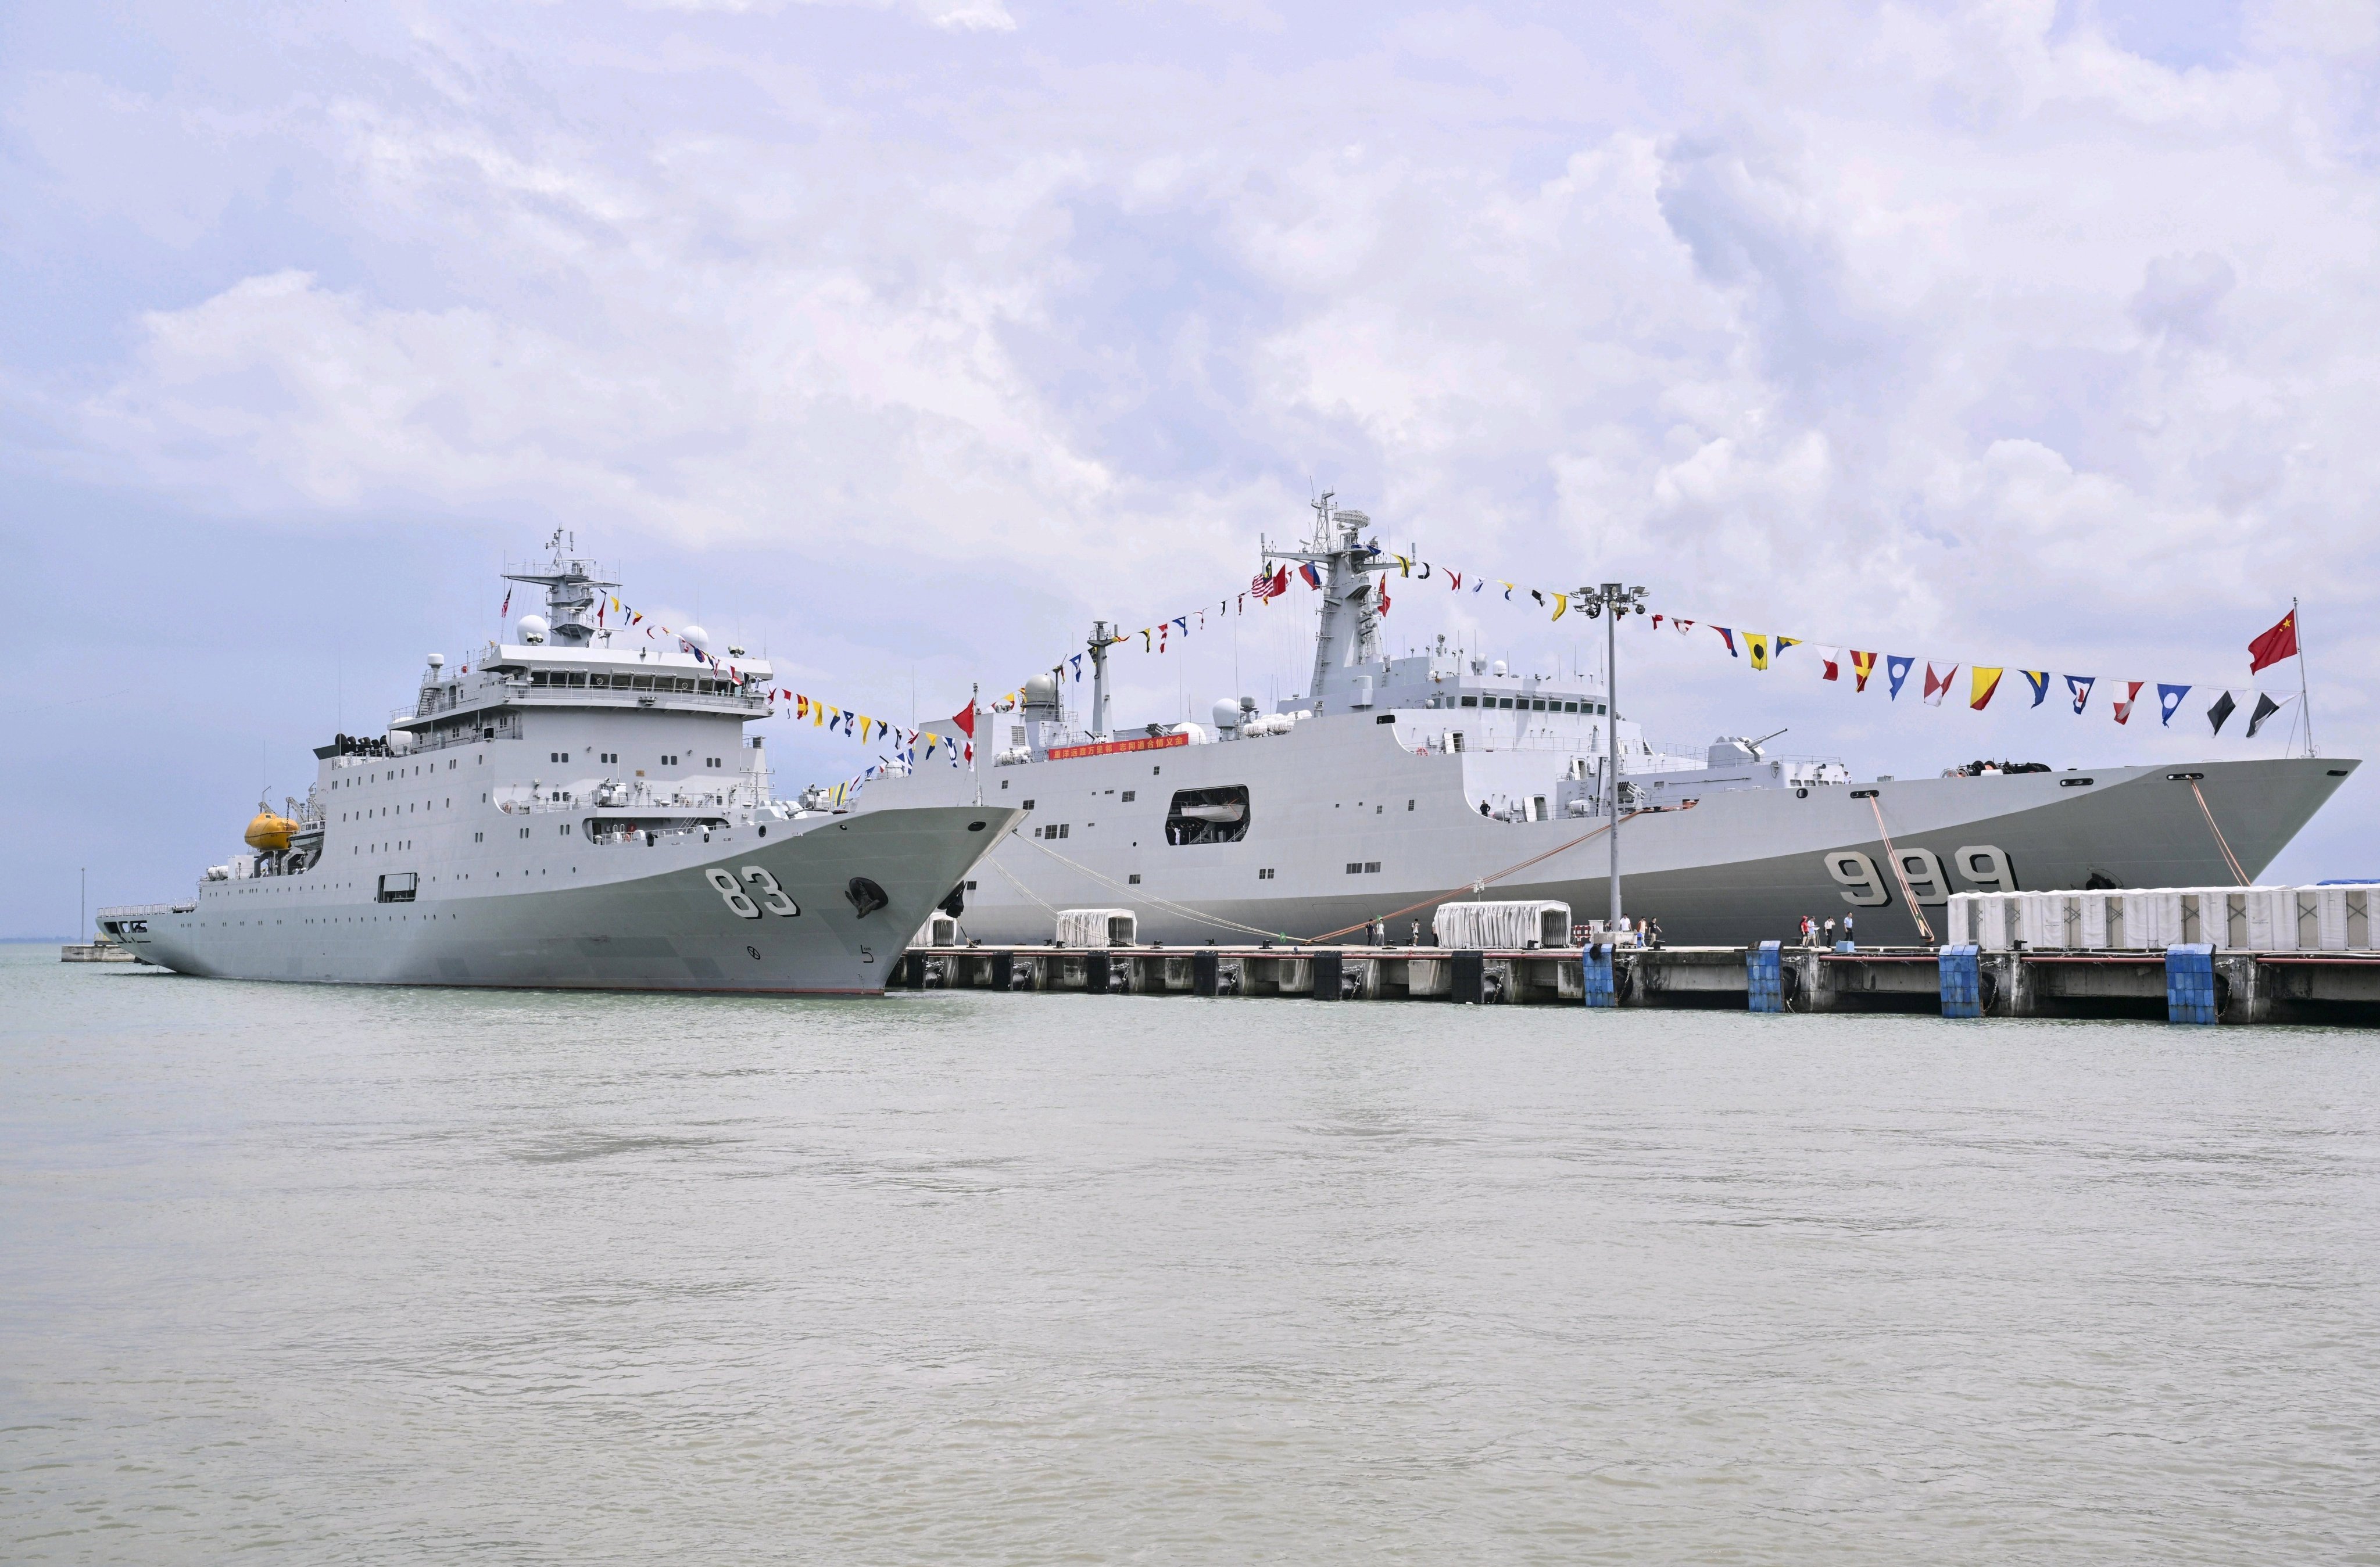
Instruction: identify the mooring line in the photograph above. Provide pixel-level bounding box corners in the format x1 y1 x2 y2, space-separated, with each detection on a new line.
1302 811 1650 944
1007 806 1660 949
1012 831 1300 942
2191 780 2250 885
1867 795 1937 945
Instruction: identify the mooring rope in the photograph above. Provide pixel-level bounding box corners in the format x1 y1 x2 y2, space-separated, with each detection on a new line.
2190 780 2250 885
1301 811 1649 944
1011 831 1302 942
1866 794 1937 945
1010 808 1654 947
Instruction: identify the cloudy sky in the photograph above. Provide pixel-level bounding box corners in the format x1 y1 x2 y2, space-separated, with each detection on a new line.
4 0 2375 933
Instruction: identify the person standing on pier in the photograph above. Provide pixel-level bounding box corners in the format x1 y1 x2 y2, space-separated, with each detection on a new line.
1824 916 1837 947
1842 912 1856 949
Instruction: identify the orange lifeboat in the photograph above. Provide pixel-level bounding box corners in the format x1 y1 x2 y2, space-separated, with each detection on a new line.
245 806 301 852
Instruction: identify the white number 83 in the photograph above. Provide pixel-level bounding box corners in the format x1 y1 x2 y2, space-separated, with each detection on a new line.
706 867 800 919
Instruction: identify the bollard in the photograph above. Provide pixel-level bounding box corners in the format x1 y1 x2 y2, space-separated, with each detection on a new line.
1939 945 1982 1017
1193 948 1221 998
1747 941 1784 1012
1451 949 1487 1005
1581 944 1616 1008
1312 948 1344 1002
2165 944 2218 1024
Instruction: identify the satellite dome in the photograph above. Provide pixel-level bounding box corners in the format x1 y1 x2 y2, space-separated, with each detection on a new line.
679 624 710 652
1023 673 1059 706
1211 697 1241 729
1492 658 1507 677
518 614 549 644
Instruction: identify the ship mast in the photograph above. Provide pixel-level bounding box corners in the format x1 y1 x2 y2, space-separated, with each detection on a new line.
500 528 620 646
1262 493 1390 709
1087 620 1115 740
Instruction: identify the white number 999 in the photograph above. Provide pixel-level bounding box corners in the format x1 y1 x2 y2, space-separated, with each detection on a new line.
1826 850 1889 906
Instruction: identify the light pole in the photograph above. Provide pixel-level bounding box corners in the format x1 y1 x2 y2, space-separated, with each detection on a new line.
1577 582 1649 934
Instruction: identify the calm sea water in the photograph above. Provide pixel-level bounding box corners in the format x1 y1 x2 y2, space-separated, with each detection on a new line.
3 944 2376 1564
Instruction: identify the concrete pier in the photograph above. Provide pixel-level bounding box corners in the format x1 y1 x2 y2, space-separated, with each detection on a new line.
894 943 2380 1026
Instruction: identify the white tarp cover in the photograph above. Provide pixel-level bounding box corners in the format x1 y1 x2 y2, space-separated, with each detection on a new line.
912 913 960 949
1055 908 1137 948
1433 901 1572 949
1945 887 2372 951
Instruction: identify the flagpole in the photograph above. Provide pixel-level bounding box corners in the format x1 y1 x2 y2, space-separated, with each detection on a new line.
971 682 981 806
2294 596 2315 758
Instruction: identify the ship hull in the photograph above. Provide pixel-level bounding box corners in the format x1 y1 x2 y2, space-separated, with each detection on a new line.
867 726 2355 949
117 804 1018 994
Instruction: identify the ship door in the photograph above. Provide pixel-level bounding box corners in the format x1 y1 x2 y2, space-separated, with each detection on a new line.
1165 786 1250 845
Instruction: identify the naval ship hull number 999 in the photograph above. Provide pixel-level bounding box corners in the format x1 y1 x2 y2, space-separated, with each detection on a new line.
707 867 801 919
1824 845 2012 906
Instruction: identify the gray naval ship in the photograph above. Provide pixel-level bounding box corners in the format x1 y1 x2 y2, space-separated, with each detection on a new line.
867 503 2356 948
101 540 1019 992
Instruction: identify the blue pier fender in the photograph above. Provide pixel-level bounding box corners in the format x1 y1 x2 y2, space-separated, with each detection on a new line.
1748 940 1784 1013
2166 944 2219 1024
1582 943 1616 1009
1939 945 1982 1018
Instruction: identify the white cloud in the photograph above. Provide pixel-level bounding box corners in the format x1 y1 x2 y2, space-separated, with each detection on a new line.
10 0 2380 777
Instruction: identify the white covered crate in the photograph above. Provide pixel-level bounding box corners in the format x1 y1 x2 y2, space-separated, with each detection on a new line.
1942 883 2374 952
1945 892 2018 949
1433 901 1573 949
2021 892 2077 949
2311 885 2376 951
2242 888 2294 951
2121 891 2186 949
1055 908 1137 948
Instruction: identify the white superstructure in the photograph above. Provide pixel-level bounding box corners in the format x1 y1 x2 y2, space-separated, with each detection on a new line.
102 537 1019 992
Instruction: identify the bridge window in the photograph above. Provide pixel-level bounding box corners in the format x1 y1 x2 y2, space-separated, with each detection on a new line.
1460 695 1478 708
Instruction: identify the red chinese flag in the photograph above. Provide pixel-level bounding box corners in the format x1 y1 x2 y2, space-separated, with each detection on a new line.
2247 611 2298 674
950 702 976 740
